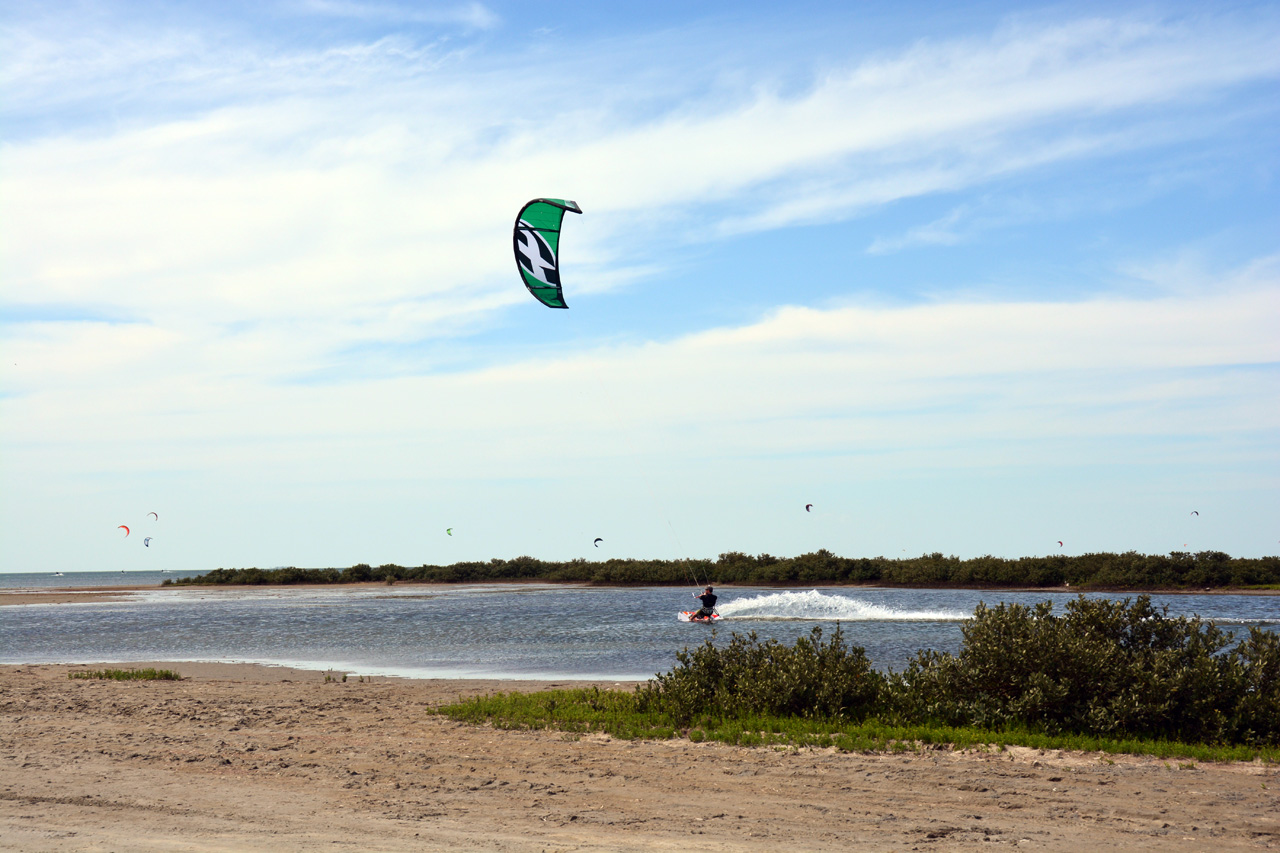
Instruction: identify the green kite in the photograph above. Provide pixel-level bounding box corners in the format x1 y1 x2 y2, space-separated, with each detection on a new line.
513 198 582 309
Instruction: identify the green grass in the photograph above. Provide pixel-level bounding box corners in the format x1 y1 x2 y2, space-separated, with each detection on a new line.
68 668 182 681
434 687 1280 764
438 687 679 740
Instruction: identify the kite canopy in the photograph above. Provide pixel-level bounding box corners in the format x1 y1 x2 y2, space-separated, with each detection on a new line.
118 525 130 536
805 504 813 512
148 511 158 520
144 537 152 547
593 537 603 547
513 199 581 309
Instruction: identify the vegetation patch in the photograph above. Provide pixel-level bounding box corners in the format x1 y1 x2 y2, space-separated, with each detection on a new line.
165 549 1280 589
437 596 1280 761
437 689 1278 762
68 668 182 681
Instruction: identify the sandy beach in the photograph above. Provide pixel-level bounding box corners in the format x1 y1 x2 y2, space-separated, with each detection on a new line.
1 660 1276 852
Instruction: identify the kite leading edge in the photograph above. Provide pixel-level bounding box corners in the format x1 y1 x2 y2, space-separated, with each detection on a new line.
513 199 581 309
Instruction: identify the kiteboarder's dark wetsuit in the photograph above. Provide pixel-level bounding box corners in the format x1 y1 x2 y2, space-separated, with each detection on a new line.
693 590 717 619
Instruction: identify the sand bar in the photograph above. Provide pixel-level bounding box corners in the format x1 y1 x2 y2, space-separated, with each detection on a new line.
0 586 160 606
1 662 1277 851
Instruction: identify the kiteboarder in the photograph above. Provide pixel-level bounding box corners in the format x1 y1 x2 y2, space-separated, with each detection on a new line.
692 586 718 620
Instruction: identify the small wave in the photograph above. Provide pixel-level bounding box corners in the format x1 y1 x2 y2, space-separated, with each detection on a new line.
716 590 967 622
1206 617 1280 628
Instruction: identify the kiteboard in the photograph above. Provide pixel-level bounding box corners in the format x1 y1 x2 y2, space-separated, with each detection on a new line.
678 611 721 624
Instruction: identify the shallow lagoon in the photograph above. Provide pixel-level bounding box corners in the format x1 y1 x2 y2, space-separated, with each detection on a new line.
2 578 1276 680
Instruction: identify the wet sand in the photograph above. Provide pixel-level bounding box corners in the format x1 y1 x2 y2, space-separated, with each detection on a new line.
1 662 1277 851
0 587 157 606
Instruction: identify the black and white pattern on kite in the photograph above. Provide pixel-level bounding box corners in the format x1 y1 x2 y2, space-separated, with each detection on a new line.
514 221 560 286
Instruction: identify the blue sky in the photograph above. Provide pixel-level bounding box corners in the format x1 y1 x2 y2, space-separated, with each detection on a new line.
2 0 1278 573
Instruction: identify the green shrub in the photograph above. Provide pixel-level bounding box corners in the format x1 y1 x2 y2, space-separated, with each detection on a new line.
637 624 884 726
1228 627 1280 745
892 595 1274 744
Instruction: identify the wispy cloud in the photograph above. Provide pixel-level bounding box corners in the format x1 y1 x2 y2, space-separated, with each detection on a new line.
1 7 481 132
294 1 500 29
8 253 1276 456
867 206 970 254
5 10 1277 347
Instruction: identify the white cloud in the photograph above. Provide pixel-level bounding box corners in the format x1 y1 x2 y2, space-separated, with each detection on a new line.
294 1 500 29
5 256 1276 568
7 255 1276 465
4 10 1277 352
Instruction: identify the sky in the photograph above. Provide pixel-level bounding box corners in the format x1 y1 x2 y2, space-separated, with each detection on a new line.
2 0 1278 573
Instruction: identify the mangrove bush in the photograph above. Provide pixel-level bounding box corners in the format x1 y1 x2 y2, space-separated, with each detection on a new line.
165 549 1280 590
636 625 884 726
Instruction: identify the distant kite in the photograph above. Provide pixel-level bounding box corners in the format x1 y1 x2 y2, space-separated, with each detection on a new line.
117 525 130 536
446 528 453 536
594 538 603 547
144 537 152 547
1058 541 1063 547
148 511 159 520
1191 511 1199 516
805 504 813 512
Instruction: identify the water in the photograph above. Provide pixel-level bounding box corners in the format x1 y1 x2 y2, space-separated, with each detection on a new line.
1 577 1276 680
0 570 209 589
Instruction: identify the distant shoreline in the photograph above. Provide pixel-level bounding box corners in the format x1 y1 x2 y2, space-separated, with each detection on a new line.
3 578 1276 607
153 551 1280 592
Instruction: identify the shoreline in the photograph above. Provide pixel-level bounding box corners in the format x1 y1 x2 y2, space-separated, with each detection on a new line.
13 659 649 686
15 659 636 689
3 579 1276 608
2 662 1276 851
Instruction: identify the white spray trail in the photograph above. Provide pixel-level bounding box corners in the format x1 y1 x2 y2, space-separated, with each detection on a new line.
716 590 967 622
